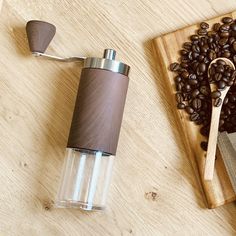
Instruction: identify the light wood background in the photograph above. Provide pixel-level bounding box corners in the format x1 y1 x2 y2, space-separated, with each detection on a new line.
0 0 236 235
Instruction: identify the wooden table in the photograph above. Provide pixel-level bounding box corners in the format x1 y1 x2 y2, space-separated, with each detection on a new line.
0 0 236 235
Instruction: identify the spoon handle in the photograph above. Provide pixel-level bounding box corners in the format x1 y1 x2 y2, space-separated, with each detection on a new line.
204 105 222 180
204 88 229 181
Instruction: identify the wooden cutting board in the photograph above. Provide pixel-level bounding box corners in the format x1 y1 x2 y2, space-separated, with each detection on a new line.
153 12 236 208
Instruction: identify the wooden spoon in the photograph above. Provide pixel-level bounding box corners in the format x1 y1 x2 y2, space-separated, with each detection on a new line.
204 57 235 181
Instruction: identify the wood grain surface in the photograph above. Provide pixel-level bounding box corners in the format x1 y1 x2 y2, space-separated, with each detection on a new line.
153 12 236 208
0 0 236 235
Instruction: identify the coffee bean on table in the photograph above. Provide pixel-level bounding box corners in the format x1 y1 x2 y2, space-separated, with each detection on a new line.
222 17 233 24
176 93 183 103
190 112 199 121
170 62 180 71
192 98 202 110
177 103 186 109
185 106 194 114
200 22 209 29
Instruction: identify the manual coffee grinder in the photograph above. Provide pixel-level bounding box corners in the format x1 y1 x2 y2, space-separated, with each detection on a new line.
26 20 130 211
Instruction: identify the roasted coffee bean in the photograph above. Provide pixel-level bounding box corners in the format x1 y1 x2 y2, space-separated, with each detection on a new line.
183 42 192 50
190 112 200 121
185 106 194 114
222 17 233 24
170 62 180 71
184 84 191 92
229 94 236 103
213 23 221 31
214 98 222 107
176 93 183 103
208 50 216 60
192 44 200 53
190 35 199 41
192 89 200 97
177 103 186 109
200 141 208 151
189 73 197 80
200 86 210 96
223 97 229 105
181 70 189 79
180 50 188 56
218 80 226 90
214 73 222 81
211 90 221 98
180 62 188 68
227 80 234 86
192 98 202 110
198 63 206 73
189 79 198 85
200 22 209 29
220 32 229 38
219 24 230 32
219 37 228 46
198 29 207 35
222 51 231 58
216 64 224 73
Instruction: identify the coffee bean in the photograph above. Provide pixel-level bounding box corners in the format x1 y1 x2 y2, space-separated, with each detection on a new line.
192 89 200 97
190 112 200 121
181 70 189 79
200 22 209 29
198 29 207 35
183 42 192 50
222 17 233 24
170 62 180 71
184 84 191 92
211 90 221 98
192 44 200 53
198 63 206 73
189 73 197 80
200 86 210 96
200 141 208 151
208 50 216 60
176 93 183 103
227 80 234 86
214 98 222 107
177 103 185 109
192 98 202 110
220 32 229 38
223 97 229 105
189 79 198 86
213 23 221 31
185 106 194 114
219 37 228 46
229 94 236 103
218 80 226 90
214 73 222 81
220 24 230 32
190 35 199 41
216 64 225 73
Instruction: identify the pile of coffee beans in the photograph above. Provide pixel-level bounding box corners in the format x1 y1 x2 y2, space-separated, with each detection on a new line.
209 59 236 107
169 16 236 151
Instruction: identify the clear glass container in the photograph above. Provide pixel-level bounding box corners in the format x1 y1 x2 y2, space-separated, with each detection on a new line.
55 148 114 211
